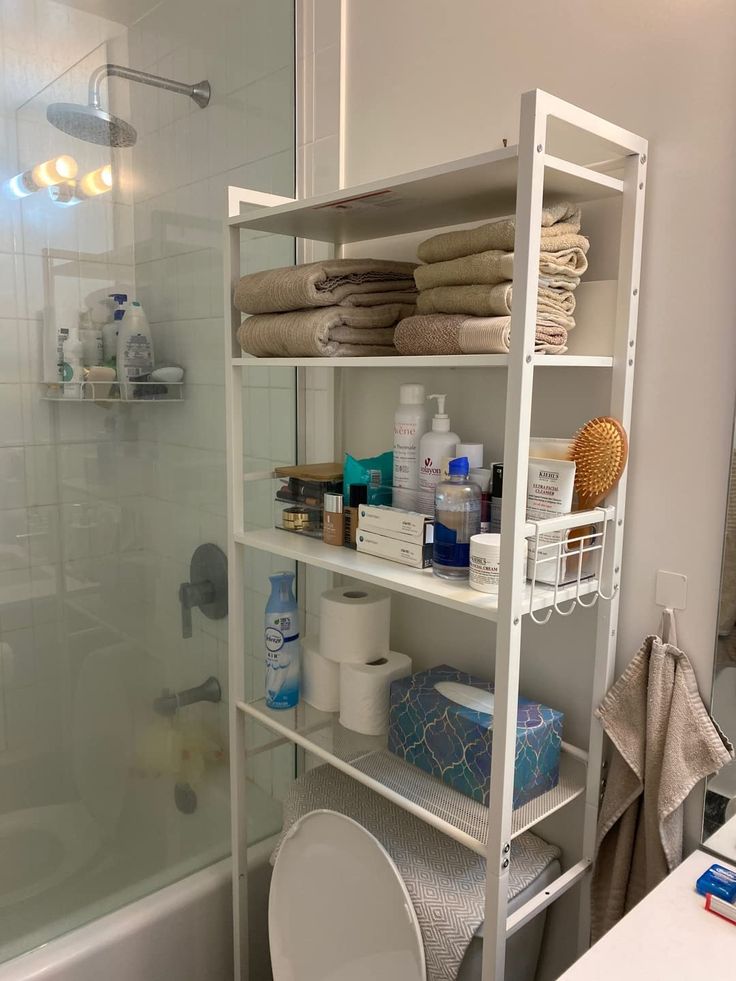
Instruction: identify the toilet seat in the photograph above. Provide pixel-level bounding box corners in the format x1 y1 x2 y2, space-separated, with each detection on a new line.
269 809 426 981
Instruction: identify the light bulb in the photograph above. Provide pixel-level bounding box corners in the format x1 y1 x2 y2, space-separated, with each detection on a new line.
78 164 113 197
5 155 79 198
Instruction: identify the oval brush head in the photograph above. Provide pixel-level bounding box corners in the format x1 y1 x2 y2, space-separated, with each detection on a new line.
572 416 628 506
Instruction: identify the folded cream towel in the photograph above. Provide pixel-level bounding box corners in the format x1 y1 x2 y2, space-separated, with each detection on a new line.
417 203 583 263
414 247 588 292
394 314 567 356
237 303 412 358
234 258 418 314
417 284 576 324
591 621 734 942
459 317 567 355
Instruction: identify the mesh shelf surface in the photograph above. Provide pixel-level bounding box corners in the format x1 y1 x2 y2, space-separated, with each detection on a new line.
240 698 585 849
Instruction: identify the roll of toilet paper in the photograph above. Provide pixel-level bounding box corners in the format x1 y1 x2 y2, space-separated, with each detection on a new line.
319 587 391 664
302 635 340 713
339 651 412 736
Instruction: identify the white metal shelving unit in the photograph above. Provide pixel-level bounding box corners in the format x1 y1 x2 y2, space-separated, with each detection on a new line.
223 89 647 981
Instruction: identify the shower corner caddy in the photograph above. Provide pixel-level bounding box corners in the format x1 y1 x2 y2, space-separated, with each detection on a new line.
40 380 184 404
223 89 646 981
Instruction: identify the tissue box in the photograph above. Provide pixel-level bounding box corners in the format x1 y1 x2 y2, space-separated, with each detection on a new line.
388 665 563 808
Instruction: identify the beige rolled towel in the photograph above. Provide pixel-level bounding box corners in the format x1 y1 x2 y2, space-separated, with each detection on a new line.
414 246 588 292
458 317 567 355
417 284 576 326
237 303 413 358
394 315 567 356
234 258 418 314
417 203 583 263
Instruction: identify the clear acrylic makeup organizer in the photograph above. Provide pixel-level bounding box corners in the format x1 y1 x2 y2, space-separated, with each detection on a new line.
223 89 647 981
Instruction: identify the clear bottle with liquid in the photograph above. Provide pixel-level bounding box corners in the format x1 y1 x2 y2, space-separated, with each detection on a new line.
432 456 481 580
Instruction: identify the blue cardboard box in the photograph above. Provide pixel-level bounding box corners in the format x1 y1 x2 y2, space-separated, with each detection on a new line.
388 665 563 808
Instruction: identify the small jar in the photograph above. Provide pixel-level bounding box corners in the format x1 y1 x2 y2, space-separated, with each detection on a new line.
322 493 344 546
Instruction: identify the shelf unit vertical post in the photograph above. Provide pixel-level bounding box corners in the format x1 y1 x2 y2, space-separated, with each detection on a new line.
577 146 647 951
482 88 548 981
224 219 249 981
225 187 296 981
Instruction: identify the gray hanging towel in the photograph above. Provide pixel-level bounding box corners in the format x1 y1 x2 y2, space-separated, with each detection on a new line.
591 611 733 941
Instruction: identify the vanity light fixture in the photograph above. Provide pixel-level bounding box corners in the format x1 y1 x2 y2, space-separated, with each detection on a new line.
48 164 113 207
5 155 78 198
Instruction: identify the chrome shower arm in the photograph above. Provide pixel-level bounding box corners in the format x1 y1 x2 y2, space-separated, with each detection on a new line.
88 64 211 109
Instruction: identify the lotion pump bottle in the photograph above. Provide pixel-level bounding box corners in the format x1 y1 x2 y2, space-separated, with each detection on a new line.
417 394 459 515
392 383 428 510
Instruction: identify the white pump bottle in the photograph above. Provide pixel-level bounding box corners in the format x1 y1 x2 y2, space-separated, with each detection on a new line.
417 393 460 516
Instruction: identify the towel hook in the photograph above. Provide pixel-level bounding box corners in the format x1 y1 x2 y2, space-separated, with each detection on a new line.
659 607 678 647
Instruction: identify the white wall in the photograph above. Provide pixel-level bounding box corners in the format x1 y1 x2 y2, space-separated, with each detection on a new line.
342 0 736 852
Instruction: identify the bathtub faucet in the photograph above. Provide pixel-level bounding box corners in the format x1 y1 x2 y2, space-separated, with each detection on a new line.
153 675 222 716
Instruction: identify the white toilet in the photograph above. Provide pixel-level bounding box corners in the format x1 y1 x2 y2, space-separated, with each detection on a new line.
269 810 426 981
269 807 557 981
0 650 131 910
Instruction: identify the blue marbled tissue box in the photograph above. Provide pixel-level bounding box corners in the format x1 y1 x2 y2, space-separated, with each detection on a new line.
388 665 563 808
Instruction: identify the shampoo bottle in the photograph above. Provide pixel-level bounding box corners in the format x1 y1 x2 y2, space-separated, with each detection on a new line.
62 325 84 399
417 394 459 515
265 572 300 709
117 300 154 399
103 293 128 371
433 456 481 580
79 306 103 367
392 383 428 510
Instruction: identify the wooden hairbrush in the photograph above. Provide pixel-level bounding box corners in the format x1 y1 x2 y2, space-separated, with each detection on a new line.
569 417 628 547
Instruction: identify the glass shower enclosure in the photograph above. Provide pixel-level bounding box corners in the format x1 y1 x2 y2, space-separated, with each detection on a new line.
0 0 295 964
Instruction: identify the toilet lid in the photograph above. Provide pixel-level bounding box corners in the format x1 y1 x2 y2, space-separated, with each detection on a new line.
269 809 426 981
72 648 132 833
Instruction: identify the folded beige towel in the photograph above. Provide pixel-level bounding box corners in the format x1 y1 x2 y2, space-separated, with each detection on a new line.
234 258 418 314
591 621 734 942
417 203 583 263
417 284 576 325
237 303 413 358
414 246 588 292
394 314 567 356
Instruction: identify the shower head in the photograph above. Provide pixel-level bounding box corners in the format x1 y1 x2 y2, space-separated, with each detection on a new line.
46 64 211 148
46 102 137 148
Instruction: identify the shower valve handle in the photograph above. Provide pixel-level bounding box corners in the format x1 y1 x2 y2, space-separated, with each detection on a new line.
179 579 216 639
178 544 229 639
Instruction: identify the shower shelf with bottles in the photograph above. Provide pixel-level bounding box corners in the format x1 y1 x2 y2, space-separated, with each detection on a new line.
41 380 184 403
223 89 647 981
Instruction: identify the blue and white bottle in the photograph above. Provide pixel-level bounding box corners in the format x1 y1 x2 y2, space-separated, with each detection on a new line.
265 571 300 709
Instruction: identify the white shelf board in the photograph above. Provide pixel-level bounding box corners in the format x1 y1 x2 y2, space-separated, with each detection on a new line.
228 148 622 244
238 697 585 855
232 354 614 369
235 527 599 621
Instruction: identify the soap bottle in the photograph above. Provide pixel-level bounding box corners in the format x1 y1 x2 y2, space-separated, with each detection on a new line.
265 572 300 709
433 456 481 580
117 299 154 399
103 293 127 371
392 383 428 510
62 325 84 399
417 394 459 515
79 305 103 367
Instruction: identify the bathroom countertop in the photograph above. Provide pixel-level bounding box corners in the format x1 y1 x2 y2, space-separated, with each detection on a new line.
560 850 736 979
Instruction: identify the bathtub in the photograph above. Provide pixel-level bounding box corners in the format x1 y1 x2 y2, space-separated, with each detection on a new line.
0 835 278 981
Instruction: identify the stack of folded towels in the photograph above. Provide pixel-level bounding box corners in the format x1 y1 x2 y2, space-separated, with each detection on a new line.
394 201 589 356
234 258 418 358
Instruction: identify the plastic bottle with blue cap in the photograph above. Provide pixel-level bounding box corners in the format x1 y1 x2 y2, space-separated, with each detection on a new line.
432 456 481 580
103 293 128 370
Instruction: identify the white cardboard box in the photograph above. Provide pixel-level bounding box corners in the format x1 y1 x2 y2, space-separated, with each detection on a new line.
356 529 433 569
